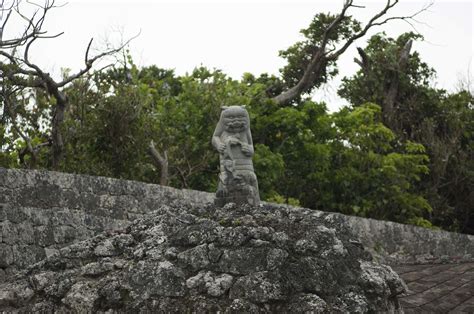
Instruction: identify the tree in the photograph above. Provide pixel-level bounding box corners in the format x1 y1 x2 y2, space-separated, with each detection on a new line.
58 64 235 190
0 0 133 169
271 0 432 106
249 94 432 225
339 32 438 134
324 104 431 224
339 32 474 233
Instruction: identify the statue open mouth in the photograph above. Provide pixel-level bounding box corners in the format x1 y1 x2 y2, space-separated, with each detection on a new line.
227 122 246 132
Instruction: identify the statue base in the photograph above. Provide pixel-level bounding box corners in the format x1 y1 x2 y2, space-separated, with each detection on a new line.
214 169 260 207
214 192 260 207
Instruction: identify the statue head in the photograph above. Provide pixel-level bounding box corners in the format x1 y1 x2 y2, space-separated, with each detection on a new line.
220 106 249 134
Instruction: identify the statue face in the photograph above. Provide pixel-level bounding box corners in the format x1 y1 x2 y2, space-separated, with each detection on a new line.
222 106 248 133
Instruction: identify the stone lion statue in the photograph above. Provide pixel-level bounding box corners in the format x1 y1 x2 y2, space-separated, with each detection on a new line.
212 106 260 206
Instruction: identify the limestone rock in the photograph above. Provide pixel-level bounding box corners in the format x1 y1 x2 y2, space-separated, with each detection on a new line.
0 202 406 312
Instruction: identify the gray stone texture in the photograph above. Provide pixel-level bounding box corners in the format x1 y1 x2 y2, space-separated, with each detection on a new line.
0 202 406 312
0 166 473 281
0 167 213 279
345 215 474 265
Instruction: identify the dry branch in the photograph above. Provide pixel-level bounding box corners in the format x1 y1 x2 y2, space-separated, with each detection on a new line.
272 0 433 105
0 0 137 169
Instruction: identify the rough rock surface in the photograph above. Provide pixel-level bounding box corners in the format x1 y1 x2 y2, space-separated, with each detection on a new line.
0 167 213 279
2 167 473 280
0 201 405 312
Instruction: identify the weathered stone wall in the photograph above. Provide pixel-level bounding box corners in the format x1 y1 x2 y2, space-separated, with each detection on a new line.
345 215 474 265
1 167 472 280
0 168 213 280
0 202 406 312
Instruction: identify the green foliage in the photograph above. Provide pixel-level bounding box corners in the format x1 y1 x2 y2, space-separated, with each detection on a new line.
319 104 431 223
0 84 52 169
253 143 284 199
251 97 431 224
339 32 435 107
339 32 474 233
61 64 228 190
266 193 301 207
406 217 436 229
0 124 18 168
279 13 362 99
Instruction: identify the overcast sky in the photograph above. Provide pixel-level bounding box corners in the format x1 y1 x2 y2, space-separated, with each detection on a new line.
6 0 473 111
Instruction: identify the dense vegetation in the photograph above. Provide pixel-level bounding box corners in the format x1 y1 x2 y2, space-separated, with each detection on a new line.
1 2 473 234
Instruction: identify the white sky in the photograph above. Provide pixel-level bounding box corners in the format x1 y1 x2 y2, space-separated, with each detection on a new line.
5 0 474 111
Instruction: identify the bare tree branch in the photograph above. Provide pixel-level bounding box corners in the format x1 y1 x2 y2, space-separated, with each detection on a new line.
0 0 137 169
354 47 370 74
328 0 401 61
272 0 433 105
0 2 14 42
0 0 52 48
319 0 353 49
57 31 140 88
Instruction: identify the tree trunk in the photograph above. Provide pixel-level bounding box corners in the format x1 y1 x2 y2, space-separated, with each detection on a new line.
382 40 413 130
51 92 68 170
148 140 169 186
272 50 326 106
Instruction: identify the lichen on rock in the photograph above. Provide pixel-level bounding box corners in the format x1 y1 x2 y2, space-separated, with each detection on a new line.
0 201 406 312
